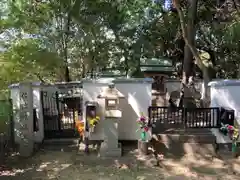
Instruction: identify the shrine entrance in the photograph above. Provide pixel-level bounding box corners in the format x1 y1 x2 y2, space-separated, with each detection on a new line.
41 85 83 139
145 74 167 92
140 57 174 106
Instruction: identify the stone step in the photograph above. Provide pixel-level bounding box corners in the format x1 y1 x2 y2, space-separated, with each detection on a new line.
43 138 80 151
216 143 239 159
152 134 215 144
149 139 216 158
44 138 80 146
152 128 216 144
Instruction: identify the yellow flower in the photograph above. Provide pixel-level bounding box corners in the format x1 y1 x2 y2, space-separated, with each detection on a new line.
233 129 239 139
88 116 100 127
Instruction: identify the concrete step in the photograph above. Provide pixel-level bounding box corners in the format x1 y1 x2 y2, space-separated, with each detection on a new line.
42 138 80 152
44 138 80 146
150 128 217 158
152 128 216 143
216 143 240 159
149 139 216 158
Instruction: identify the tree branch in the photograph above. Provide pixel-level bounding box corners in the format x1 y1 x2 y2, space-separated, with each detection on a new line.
232 0 240 16
173 0 205 72
173 0 210 103
34 73 46 83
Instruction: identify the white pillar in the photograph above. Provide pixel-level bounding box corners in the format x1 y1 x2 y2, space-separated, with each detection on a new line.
18 83 34 157
33 88 44 143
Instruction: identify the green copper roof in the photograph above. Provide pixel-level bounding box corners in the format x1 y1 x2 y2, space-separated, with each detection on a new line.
140 57 174 72
99 70 126 78
140 57 173 67
140 66 174 72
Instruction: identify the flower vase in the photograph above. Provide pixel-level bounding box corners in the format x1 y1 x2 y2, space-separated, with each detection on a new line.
141 131 146 141
232 141 238 157
89 126 96 133
138 131 148 155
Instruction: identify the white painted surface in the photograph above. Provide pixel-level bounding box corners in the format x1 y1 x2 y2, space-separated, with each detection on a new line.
10 87 44 143
83 79 152 141
209 80 240 125
209 80 240 143
32 87 44 143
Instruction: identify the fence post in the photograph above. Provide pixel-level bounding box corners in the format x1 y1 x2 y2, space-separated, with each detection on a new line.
55 91 61 131
217 108 221 128
148 106 151 127
183 108 186 129
9 99 15 150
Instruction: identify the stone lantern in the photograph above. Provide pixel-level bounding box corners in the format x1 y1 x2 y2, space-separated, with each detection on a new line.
98 82 124 157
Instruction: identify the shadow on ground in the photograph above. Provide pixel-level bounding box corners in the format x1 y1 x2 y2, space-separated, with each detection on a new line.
1 143 240 180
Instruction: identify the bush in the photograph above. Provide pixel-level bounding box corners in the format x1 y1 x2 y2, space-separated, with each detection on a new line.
0 99 12 133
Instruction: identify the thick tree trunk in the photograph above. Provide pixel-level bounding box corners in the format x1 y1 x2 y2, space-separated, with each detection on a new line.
179 0 198 107
174 0 211 107
62 12 71 82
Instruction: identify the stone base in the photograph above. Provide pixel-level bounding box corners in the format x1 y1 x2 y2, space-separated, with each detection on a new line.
138 140 149 155
99 142 122 157
19 144 34 157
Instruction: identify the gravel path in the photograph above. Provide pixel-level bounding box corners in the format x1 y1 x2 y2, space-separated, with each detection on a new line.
1 145 240 180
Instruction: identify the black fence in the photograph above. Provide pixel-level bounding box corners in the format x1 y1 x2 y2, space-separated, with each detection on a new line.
41 91 83 139
148 106 221 132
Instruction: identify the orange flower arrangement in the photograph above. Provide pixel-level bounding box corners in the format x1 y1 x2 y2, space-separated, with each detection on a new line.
75 120 84 136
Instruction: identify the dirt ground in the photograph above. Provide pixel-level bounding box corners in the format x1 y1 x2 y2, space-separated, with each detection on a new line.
1 144 240 180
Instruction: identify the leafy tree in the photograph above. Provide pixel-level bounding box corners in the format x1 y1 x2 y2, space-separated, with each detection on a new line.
1 0 240 108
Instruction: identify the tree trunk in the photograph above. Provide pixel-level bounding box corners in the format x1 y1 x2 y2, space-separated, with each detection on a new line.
62 12 71 82
174 0 211 107
179 0 198 107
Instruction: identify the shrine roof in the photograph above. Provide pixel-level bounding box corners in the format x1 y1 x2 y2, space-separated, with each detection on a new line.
140 66 174 72
99 70 126 78
140 57 173 66
140 57 174 72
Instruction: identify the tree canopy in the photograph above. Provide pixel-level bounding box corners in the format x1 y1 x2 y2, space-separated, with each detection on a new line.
0 0 240 91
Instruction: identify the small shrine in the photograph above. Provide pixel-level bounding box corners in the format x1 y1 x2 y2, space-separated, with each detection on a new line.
140 57 174 93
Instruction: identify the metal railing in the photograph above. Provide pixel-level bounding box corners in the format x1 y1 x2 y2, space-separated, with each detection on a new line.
148 106 221 129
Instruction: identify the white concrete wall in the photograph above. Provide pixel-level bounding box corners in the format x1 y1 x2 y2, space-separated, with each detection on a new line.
83 79 152 141
82 82 106 141
116 83 152 140
32 87 44 143
208 80 240 144
209 83 240 126
10 88 21 143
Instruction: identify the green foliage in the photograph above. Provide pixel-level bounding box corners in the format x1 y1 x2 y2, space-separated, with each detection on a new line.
0 38 62 86
1 0 240 90
0 99 12 133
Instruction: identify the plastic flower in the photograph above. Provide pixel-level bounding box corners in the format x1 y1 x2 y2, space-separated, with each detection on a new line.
88 115 100 127
140 116 146 122
75 121 84 135
144 127 149 132
136 113 149 132
227 125 234 131
233 129 239 140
